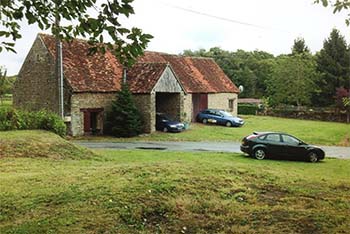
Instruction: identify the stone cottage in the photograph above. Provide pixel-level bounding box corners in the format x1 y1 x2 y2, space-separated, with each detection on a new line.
14 34 240 136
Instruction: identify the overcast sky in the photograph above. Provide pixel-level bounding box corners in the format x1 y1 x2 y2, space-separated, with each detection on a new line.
1 0 349 75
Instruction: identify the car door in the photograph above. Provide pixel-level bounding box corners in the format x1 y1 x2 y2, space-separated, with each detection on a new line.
264 133 284 157
281 134 307 159
207 110 219 124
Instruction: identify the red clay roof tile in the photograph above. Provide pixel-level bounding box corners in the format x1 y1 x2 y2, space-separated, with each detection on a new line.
39 34 239 94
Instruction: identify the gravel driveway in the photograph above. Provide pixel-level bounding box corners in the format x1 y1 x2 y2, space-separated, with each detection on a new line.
75 141 350 159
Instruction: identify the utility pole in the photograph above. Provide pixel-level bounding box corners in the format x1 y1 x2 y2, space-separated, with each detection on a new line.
55 1 64 119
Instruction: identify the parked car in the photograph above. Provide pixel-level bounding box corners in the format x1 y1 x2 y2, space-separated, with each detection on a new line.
156 113 185 133
240 132 325 162
196 109 244 127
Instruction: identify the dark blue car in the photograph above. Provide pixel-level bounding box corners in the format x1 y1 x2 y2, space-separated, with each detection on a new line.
156 113 185 133
196 109 244 127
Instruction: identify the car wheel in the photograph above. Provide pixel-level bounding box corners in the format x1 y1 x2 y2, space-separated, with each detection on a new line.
253 148 266 160
163 127 168 132
225 121 232 127
202 118 208 124
307 151 318 163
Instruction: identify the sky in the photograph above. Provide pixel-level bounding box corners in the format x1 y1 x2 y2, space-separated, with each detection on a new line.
1 0 349 75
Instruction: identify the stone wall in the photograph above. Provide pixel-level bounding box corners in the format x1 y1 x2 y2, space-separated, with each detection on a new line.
133 94 154 133
13 35 59 113
70 93 115 136
208 93 238 116
183 94 193 122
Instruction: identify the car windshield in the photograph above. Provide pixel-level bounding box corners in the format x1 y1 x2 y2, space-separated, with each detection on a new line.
219 111 233 117
158 114 171 122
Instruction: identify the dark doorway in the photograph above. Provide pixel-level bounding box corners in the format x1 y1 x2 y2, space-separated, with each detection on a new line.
156 93 181 121
81 108 103 135
192 94 208 121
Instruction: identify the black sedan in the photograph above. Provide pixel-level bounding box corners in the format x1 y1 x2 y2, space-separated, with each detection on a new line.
156 113 185 133
240 132 325 162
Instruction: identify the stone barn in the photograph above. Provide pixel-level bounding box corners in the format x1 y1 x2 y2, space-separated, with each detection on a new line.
14 34 239 136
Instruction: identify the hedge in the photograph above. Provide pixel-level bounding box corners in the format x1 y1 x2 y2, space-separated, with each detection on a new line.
238 104 259 115
0 108 66 137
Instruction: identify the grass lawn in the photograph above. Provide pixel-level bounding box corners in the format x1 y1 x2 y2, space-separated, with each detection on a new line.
1 131 350 233
76 115 350 146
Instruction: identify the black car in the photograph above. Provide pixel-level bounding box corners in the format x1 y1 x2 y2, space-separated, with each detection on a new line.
240 132 325 162
156 113 185 133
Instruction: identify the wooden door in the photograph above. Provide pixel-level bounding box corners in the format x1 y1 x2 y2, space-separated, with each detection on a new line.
192 94 208 121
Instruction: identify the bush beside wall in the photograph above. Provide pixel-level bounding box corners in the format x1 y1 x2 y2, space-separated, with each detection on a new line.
238 104 259 115
0 108 66 136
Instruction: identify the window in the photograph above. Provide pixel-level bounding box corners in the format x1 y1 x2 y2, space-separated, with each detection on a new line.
282 135 300 145
265 134 281 142
228 98 235 110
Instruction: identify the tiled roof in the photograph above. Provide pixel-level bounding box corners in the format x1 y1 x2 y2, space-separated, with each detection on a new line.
39 34 239 94
40 34 123 92
127 63 167 94
138 52 239 93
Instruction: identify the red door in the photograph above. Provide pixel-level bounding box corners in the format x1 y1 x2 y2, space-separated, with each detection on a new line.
192 94 208 121
83 111 91 133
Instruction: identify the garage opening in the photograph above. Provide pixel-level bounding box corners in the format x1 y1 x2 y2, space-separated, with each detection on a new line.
156 92 181 121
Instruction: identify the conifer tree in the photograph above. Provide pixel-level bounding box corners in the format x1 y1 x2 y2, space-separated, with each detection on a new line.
104 83 142 137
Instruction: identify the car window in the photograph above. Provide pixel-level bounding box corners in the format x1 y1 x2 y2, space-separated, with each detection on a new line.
220 111 233 117
282 135 300 145
209 110 217 115
265 134 281 142
258 135 266 140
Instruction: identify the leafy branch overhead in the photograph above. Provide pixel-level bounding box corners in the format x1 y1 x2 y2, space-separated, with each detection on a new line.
315 0 350 25
0 0 153 66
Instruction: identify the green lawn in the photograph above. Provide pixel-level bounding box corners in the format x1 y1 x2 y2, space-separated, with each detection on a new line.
77 115 350 146
1 149 349 233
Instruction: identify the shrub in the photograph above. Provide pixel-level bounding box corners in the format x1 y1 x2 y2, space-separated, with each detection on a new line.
0 109 66 137
238 104 259 115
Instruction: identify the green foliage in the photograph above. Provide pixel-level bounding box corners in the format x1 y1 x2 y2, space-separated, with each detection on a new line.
314 0 350 25
238 104 259 115
266 53 320 107
314 29 350 106
0 0 153 66
0 108 66 136
104 83 142 137
291 37 310 55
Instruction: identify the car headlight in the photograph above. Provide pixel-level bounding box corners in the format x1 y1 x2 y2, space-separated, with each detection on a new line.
169 124 177 128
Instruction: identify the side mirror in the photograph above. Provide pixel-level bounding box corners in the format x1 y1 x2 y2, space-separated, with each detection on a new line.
299 141 304 145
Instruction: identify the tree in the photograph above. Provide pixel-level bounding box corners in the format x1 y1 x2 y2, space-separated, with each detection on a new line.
314 0 350 25
266 54 320 107
104 83 142 137
0 66 8 103
313 29 350 106
0 0 153 66
291 37 310 55
335 87 350 122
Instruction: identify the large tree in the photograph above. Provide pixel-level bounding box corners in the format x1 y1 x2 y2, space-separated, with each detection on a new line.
291 37 310 55
314 29 350 106
0 0 153 66
266 54 320 107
